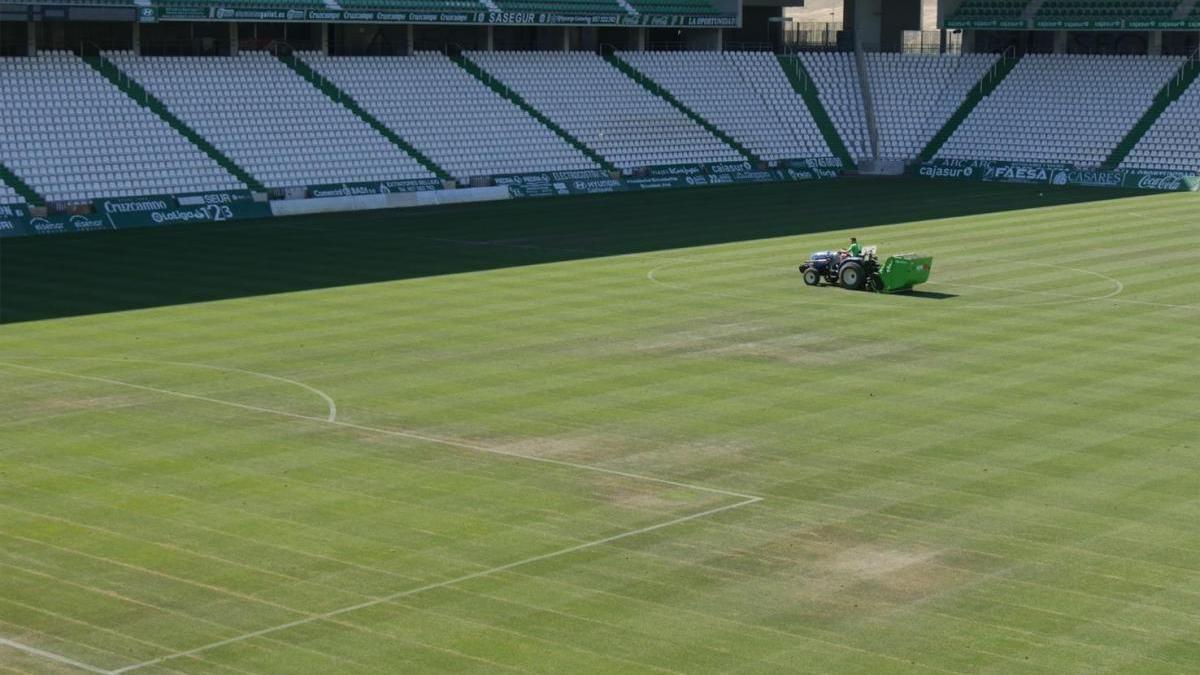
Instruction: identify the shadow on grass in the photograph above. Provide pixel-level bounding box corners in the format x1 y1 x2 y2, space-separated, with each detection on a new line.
899 290 959 300
0 178 1138 324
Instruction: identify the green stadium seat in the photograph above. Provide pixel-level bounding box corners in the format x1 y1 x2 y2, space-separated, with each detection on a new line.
626 0 721 15
949 0 1030 20
492 0 625 13
154 0 327 6
338 0 487 10
1036 0 1179 21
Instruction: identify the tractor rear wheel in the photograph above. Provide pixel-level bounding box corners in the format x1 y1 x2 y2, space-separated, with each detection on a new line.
803 268 820 286
839 263 865 290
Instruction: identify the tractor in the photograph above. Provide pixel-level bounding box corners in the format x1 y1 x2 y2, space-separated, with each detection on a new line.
799 246 933 293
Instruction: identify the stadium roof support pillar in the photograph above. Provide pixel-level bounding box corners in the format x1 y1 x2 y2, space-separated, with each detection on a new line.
635 28 646 51
486 26 494 51
320 23 329 55
229 23 237 55
132 22 140 54
27 21 35 56
1053 30 1067 54
406 24 414 55
563 27 570 51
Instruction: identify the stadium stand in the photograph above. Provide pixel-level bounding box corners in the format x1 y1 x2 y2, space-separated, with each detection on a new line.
797 52 870 161
0 51 245 204
616 51 831 162
105 51 435 189
339 0 488 9
949 0 1031 20
1036 0 1179 21
936 54 1183 168
492 0 625 13
153 0 325 6
298 51 599 179
467 51 742 170
151 0 328 5
1121 77 1200 173
865 53 999 162
626 0 720 14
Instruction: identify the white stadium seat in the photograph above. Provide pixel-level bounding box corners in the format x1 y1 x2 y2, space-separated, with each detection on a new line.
798 52 870 161
298 51 598 180
467 51 743 170
105 51 435 190
799 52 999 163
864 52 998 162
1121 76 1200 174
937 54 1184 168
0 51 245 204
0 182 23 206
617 50 832 162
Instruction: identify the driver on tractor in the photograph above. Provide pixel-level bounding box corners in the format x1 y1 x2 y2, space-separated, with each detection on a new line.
838 237 862 261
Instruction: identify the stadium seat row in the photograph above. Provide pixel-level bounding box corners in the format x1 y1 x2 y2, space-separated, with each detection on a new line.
1 50 1197 207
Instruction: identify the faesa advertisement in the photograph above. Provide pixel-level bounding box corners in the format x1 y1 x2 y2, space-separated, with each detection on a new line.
913 160 1200 192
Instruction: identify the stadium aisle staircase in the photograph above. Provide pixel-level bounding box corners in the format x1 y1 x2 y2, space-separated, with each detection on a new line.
86 53 265 193
866 53 1001 163
604 53 757 164
1117 55 1200 172
300 52 599 180
277 51 452 181
795 53 870 162
0 161 42 206
451 53 615 172
465 51 741 171
775 55 855 169
918 49 1020 162
616 51 832 163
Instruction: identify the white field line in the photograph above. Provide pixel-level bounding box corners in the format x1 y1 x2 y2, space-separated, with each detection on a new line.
0 360 764 673
0 637 112 674
110 497 760 674
0 362 756 501
5 357 337 422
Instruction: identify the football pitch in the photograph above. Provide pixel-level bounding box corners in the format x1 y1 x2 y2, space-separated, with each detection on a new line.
1 179 1198 673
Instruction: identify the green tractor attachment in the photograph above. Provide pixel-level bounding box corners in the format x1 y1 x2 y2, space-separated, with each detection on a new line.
878 254 933 293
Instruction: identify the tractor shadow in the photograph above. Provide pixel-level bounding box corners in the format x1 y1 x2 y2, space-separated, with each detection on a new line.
897 290 959 300
1 178 1137 324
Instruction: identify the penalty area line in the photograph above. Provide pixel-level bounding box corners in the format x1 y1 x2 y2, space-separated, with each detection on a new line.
0 361 767 672
110 496 762 674
0 637 114 674
0 361 759 501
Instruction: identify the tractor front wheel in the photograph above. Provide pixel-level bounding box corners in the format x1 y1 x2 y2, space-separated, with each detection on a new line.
839 263 865 290
803 268 820 286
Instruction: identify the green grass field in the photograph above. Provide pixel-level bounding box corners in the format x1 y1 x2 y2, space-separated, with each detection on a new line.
1 179 1198 674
